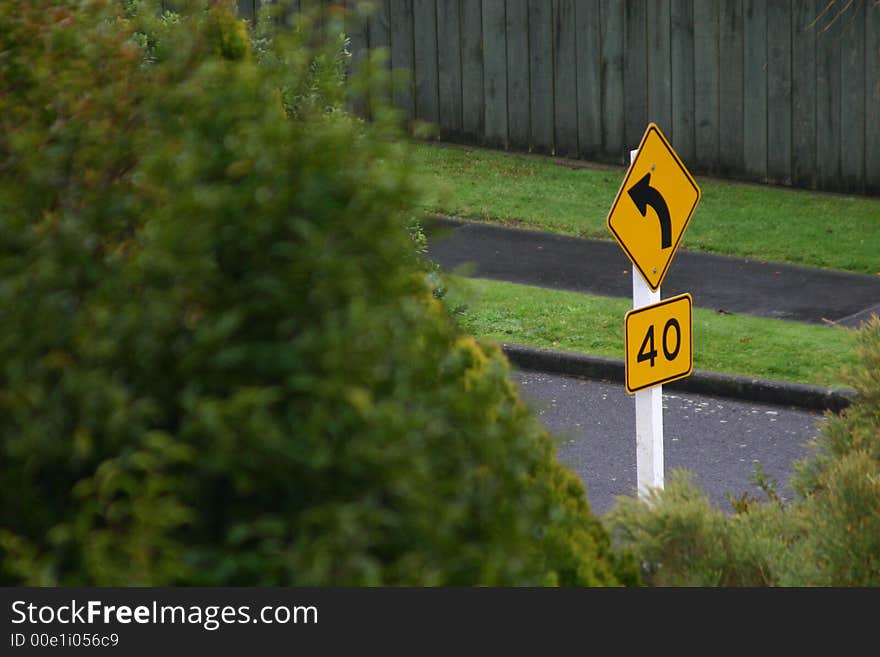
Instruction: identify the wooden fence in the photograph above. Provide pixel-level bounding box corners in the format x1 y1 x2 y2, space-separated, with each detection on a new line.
244 1 880 195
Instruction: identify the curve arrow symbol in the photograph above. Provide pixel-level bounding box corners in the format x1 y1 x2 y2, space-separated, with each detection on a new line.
627 172 672 249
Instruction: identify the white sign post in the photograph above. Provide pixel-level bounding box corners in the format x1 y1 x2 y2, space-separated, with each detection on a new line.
609 126 697 501
629 148 664 499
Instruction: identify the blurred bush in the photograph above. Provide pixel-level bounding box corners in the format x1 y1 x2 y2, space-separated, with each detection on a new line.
0 0 633 586
606 317 880 586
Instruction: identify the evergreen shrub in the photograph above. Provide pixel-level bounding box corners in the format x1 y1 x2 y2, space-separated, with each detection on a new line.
606 317 880 586
0 0 633 586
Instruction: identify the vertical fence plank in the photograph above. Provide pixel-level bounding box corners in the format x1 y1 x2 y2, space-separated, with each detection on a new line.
506 0 531 149
368 1 391 54
437 0 463 137
647 0 672 134
483 0 508 147
576 0 602 158
671 0 695 162
322 0 333 32
321 0 330 27
290 0 315 24
839 1 865 192
300 0 322 31
600 0 625 159
236 0 256 22
693 0 719 172
791 0 815 188
346 2 370 76
815 3 841 190
867 0 880 193
767 0 792 185
277 0 300 27
461 0 484 140
624 1 648 150
413 0 440 125
743 0 767 180
344 1 370 118
390 0 416 122
553 0 578 156
719 0 743 176
528 0 554 152
367 0 392 110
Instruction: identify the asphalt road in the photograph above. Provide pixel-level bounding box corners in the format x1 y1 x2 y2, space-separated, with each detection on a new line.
512 370 826 516
427 217 880 327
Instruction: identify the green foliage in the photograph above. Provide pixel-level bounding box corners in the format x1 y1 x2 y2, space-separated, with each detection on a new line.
604 471 784 586
604 472 730 586
249 3 352 119
785 316 880 585
793 317 880 495
605 317 880 587
0 0 629 586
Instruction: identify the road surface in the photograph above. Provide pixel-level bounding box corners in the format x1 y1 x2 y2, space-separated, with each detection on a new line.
512 370 826 515
427 217 880 327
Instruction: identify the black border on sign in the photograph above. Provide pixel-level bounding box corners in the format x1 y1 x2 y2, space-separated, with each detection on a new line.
624 292 693 394
606 123 702 292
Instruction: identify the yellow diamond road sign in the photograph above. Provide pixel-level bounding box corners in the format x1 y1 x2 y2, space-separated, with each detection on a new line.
607 123 701 291
625 293 693 394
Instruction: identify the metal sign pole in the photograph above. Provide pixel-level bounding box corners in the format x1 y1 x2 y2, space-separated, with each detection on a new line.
629 148 664 499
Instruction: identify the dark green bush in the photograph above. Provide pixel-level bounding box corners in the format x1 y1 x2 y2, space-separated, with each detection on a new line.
606 316 880 587
0 0 633 586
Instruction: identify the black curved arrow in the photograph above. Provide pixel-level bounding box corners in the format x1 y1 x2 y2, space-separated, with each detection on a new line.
627 172 672 249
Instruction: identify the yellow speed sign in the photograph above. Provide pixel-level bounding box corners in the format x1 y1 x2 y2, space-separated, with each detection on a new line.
625 293 693 394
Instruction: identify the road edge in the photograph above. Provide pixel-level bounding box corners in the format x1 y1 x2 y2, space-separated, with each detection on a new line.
500 342 855 413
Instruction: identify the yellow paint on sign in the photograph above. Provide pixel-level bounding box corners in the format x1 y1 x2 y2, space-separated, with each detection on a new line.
625 293 693 394
607 123 701 291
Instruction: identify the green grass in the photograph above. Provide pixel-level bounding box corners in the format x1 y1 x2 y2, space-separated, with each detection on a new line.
413 142 880 275
445 277 859 388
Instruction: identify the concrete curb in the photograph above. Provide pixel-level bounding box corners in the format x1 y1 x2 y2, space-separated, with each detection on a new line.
500 343 855 413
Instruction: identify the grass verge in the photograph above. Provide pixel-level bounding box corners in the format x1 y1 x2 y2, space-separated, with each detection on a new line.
413 142 880 275
445 277 859 389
